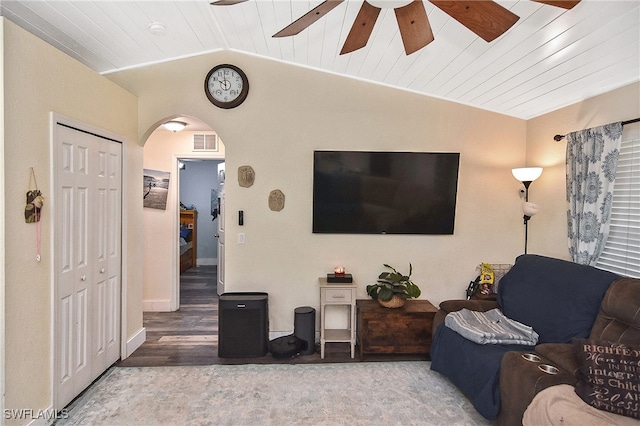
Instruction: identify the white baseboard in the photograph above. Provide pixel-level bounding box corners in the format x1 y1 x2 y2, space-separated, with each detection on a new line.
23 406 50 426
18 405 67 426
125 327 146 358
142 299 172 312
197 258 218 266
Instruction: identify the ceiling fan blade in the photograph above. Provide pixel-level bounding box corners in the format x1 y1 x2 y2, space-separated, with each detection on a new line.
340 1 381 54
273 0 345 38
532 0 580 9
430 1 520 42
395 1 434 55
210 0 248 5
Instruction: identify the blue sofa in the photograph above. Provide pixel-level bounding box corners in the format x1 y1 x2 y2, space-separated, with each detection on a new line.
430 254 621 423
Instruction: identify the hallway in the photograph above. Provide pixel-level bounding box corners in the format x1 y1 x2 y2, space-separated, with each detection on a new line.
118 266 219 366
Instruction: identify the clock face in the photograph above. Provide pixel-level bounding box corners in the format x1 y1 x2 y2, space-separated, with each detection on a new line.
204 64 249 109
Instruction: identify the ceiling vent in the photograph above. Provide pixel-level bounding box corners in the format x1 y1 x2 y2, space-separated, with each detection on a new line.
193 134 218 152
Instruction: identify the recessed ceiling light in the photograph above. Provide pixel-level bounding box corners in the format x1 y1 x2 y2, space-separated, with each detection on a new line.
148 22 166 36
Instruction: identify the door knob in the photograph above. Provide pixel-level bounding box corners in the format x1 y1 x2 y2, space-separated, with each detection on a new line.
80 275 86 281
100 268 105 274
214 234 220 238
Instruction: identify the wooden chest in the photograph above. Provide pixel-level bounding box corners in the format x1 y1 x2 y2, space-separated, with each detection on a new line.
356 299 437 360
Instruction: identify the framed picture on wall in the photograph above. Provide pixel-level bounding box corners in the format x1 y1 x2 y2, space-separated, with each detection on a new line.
143 168 170 210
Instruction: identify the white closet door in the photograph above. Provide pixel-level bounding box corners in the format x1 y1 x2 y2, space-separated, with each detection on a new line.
54 123 122 410
91 137 122 377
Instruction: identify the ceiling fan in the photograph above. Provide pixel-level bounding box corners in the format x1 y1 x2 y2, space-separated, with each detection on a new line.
211 0 580 55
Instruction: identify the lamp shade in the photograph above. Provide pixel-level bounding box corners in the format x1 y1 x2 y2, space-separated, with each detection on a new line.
163 121 187 132
512 167 543 183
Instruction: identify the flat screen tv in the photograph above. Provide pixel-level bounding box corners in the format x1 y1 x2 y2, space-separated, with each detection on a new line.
313 151 460 235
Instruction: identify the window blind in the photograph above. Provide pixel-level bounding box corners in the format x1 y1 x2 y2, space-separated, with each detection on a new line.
596 138 640 278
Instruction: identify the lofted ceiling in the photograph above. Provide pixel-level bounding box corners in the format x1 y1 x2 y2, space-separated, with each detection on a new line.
1 0 638 119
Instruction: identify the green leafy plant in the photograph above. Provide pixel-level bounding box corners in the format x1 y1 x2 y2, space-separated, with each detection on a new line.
366 264 421 302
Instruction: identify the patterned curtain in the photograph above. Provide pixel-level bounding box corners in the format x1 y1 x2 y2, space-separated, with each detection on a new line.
566 122 622 265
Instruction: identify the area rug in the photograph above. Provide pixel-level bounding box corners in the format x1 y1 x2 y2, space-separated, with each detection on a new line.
58 362 490 425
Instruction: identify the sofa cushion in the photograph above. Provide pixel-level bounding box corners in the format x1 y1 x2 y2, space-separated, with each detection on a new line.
497 255 618 343
574 338 640 419
589 277 640 343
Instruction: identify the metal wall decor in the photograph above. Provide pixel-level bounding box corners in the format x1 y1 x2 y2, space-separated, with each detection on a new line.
269 189 285 212
238 165 255 187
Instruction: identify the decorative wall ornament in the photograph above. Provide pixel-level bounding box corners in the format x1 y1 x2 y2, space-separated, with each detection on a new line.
269 190 285 212
238 165 255 188
25 167 44 223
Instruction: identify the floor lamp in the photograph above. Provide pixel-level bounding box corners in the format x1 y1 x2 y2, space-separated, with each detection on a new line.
512 167 543 254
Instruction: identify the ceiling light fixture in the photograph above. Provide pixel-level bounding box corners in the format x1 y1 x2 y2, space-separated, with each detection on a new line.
163 121 187 132
366 0 412 9
148 22 166 36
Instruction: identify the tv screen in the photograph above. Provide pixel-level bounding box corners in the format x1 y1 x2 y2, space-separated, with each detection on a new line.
313 151 460 235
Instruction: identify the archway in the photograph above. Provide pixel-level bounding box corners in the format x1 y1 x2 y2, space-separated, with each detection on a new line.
130 115 226 365
141 115 225 310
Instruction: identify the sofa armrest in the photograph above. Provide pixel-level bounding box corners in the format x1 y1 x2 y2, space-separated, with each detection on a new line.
432 299 499 337
497 351 579 426
439 299 499 313
535 343 580 376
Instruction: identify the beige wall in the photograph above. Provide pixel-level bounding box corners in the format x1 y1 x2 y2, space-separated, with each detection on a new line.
2 18 141 419
0 18 6 423
142 130 225 309
108 51 528 333
526 82 640 259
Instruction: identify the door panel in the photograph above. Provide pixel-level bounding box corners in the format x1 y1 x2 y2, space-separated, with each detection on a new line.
107 275 118 347
93 141 109 374
60 186 73 272
75 287 88 372
76 187 89 269
217 163 225 296
105 141 122 364
59 295 73 383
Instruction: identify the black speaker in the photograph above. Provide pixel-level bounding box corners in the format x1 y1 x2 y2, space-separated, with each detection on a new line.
294 306 316 355
218 292 268 358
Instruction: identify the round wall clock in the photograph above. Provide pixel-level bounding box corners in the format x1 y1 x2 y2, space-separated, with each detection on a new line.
204 64 249 109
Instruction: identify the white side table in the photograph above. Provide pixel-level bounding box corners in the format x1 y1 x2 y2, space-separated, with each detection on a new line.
319 278 356 359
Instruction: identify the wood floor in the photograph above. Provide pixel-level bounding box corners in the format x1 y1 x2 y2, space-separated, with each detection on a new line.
118 265 220 366
118 265 425 367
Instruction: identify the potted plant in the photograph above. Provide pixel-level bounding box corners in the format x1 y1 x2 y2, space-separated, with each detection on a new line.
366 264 421 308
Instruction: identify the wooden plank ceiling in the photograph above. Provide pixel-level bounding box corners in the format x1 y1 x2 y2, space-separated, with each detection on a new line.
1 0 638 119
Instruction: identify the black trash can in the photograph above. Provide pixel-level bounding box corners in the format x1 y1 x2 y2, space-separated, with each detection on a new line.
294 306 316 355
218 292 269 358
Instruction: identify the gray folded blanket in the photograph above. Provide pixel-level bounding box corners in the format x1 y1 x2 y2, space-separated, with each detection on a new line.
444 308 538 345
